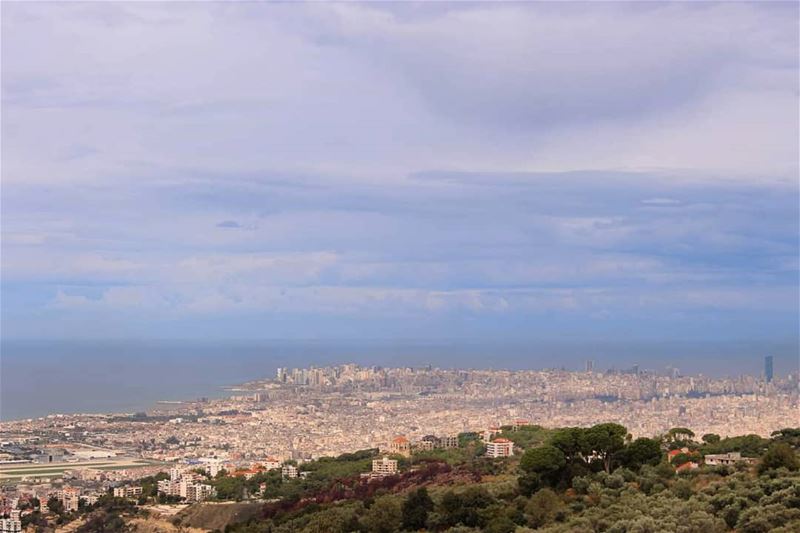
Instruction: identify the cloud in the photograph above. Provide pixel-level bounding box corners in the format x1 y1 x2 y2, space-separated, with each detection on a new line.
1 2 796 186
641 198 681 206
1 2 797 340
216 220 241 228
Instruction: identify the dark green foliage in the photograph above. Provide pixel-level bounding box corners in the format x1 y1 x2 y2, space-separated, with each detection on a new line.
401 487 433 531
496 425 552 450
360 496 402 533
759 442 800 473
138 471 169 499
411 447 473 466
438 487 495 529
618 437 663 470
524 488 564 528
771 428 800 448
549 427 590 460
584 423 627 473
76 510 129 533
300 448 378 486
703 433 722 444
484 514 517 533
47 496 64 515
700 434 770 458
519 445 566 489
520 445 566 476
212 474 247 500
667 427 696 441
20 511 47 528
457 432 480 447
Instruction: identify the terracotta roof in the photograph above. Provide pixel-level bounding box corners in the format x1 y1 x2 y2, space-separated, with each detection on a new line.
492 438 512 443
392 436 409 444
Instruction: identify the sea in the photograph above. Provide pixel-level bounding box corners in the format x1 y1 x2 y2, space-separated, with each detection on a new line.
1 338 797 421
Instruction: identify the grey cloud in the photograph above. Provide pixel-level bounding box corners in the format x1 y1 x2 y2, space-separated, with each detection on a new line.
216 220 241 229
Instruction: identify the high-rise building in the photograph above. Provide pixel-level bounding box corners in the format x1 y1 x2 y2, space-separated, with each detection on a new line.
585 360 594 372
764 355 774 383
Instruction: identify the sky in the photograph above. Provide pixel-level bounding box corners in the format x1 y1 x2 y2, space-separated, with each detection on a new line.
1 2 798 343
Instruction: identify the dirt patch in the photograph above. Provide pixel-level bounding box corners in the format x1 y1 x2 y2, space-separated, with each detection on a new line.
173 502 263 531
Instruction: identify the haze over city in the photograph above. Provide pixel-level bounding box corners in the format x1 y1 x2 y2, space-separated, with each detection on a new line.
2 3 799 532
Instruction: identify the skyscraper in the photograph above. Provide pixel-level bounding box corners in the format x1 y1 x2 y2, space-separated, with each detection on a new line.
764 355 774 383
585 360 594 372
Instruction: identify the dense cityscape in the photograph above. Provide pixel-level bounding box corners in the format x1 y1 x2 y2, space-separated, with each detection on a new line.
1 358 798 531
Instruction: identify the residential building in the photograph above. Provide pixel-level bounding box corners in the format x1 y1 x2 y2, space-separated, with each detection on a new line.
389 436 411 457
371 457 398 477
113 486 143 498
186 483 214 502
416 439 435 451
281 464 298 479
0 510 21 533
485 438 514 458
439 435 459 448
61 487 81 512
704 452 756 466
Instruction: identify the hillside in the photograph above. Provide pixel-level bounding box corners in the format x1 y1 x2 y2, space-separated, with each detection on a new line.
54 426 800 532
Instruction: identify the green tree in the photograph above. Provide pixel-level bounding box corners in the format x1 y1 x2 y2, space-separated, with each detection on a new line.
76 510 128 533
212 474 246 500
518 444 568 495
401 487 433 531
520 445 566 475
361 496 402 533
47 496 64 516
667 427 696 443
759 442 799 473
484 515 516 533
439 487 494 529
770 428 800 448
702 433 721 444
524 487 564 528
549 427 589 461
619 437 663 470
584 423 627 473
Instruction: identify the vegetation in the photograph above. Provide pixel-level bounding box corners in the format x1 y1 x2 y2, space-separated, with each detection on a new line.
214 425 799 533
496 425 553 450
49 425 800 532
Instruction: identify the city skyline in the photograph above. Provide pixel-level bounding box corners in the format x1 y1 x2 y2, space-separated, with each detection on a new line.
1 3 798 532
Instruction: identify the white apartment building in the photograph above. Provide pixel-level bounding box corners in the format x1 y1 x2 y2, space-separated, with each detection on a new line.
264 457 281 470
113 486 143 498
61 487 81 512
281 464 298 479
158 478 215 502
186 483 215 502
485 438 514 458
200 458 225 477
372 457 398 476
0 510 21 533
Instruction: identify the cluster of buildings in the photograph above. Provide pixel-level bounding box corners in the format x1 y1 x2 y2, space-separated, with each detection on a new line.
666 447 758 473
1 362 795 528
380 433 460 457
0 510 21 533
2 365 795 469
156 467 214 502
